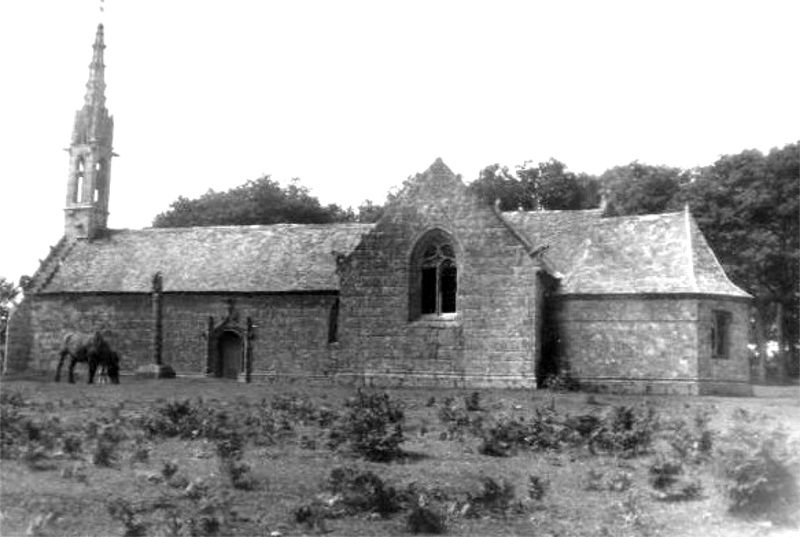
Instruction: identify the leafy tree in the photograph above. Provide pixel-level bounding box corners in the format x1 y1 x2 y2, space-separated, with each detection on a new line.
355 200 385 223
684 143 799 380
517 159 600 210
468 164 535 211
469 160 598 211
600 162 687 216
152 176 354 228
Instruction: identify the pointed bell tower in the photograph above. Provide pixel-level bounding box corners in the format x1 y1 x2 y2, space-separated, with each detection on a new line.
64 23 115 240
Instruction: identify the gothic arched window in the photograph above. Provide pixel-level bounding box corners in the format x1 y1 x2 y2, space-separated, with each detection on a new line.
410 230 458 320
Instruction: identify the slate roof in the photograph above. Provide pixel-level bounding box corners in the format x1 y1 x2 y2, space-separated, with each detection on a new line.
36 198 748 298
38 224 374 294
503 209 750 297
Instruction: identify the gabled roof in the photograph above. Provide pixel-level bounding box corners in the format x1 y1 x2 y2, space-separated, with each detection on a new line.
38 224 374 294
503 209 750 297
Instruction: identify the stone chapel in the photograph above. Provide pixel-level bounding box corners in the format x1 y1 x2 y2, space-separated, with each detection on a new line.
4 25 753 395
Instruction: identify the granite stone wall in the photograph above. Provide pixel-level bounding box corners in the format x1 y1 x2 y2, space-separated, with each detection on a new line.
4 298 34 374
336 165 541 388
555 295 751 395
23 293 338 381
696 297 752 395
29 294 151 374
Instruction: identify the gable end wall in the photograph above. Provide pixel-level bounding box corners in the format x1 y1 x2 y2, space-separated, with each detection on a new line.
337 178 540 388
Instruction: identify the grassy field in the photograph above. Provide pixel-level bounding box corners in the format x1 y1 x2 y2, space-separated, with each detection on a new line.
0 375 798 537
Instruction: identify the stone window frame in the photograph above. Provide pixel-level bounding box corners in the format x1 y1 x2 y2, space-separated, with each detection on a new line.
711 309 731 359
409 228 459 322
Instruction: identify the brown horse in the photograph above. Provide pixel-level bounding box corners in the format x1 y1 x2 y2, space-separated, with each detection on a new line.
55 332 120 384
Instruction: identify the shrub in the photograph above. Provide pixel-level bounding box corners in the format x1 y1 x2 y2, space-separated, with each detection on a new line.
328 391 405 462
407 506 446 534
107 498 147 537
271 393 319 425
478 417 526 457
23 445 57 471
464 391 482 412
327 466 403 517
215 430 245 462
655 479 703 502
438 397 483 441
591 405 659 457
141 398 232 441
721 426 799 524
585 467 634 493
649 456 683 491
527 474 548 501
0 390 25 408
61 433 83 458
664 409 716 463
89 420 127 468
294 501 329 533
161 460 179 480
465 477 516 518
227 461 258 491
479 406 570 456
214 429 258 490
0 401 25 458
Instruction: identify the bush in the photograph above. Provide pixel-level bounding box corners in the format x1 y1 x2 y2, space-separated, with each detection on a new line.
406 506 446 534
664 408 716 463
438 397 484 441
478 406 570 456
591 405 659 457
107 498 147 537
140 398 232 441
328 391 405 462
649 456 683 491
0 390 25 408
527 474 548 501
585 468 632 492
464 391 482 412
721 426 799 524
465 477 516 518
327 466 403 517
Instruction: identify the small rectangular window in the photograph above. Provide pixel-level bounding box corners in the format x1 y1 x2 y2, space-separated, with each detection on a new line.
711 310 731 359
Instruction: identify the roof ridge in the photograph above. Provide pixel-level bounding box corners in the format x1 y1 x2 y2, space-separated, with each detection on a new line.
131 222 376 233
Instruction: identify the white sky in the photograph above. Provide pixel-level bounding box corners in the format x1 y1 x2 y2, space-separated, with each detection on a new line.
1 0 798 283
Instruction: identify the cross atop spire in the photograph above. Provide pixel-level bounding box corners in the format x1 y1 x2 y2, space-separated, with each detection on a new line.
84 23 107 109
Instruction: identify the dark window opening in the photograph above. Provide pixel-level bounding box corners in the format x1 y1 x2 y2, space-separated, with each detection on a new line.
711 310 731 359
411 230 458 319
440 260 457 313
421 267 437 314
328 299 340 344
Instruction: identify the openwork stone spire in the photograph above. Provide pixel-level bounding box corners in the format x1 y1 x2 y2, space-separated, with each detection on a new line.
84 24 107 109
64 23 115 241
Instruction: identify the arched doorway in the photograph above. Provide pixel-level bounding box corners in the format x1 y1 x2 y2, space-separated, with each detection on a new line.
217 331 242 380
